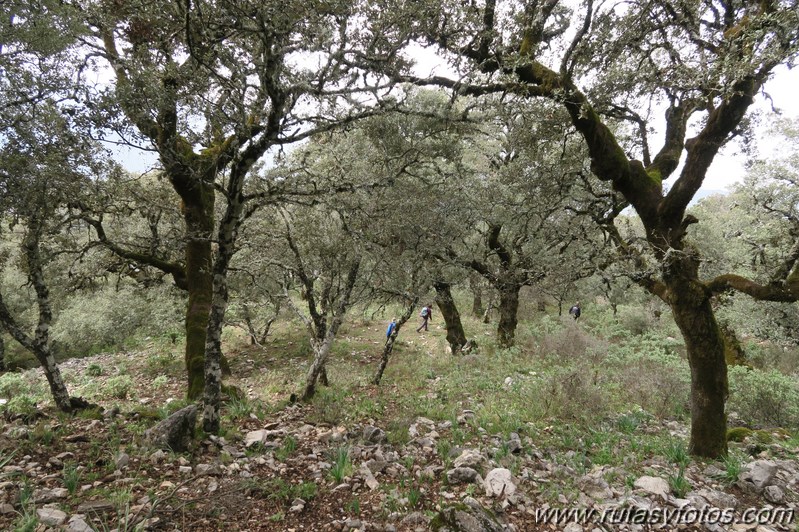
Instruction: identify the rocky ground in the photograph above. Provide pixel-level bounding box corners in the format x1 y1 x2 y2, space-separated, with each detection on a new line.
0 329 797 531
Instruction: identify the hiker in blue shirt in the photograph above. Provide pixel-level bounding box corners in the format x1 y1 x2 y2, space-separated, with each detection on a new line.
386 318 397 339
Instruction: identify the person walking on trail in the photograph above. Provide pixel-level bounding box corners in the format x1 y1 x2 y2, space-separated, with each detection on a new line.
569 301 581 321
386 318 397 340
417 304 432 332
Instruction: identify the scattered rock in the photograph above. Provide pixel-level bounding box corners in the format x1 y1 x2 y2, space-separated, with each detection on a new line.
454 449 486 471
364 458 388 474
115 452 130 470
634 476 670 499
359 465 380 490
77 500 115 515
408 417 436 438
244 429 268 448
446 467 481 484
150 449 167 464
144 404 198 452
763 485 785 504
457 410 476 425
484 468 516 497
36 507 67 527
738 460 777 494
319 426 348 443
67 515 95 532
506 433 523 455
363 425 386 444
688 488 738 508
579 474 613 501
196 463 223 476
289 498 306 513
430 497 505 532
401 511 431 529
34 487 69 503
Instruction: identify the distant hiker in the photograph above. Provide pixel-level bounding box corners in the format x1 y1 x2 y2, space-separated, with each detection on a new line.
386 318 397 339
417 304 432 332
569 301 581 321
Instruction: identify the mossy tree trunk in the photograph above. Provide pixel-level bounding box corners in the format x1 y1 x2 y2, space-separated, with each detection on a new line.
467 225 531 348
177 174 216 401
433 281 467 354
497 284 520 349
662 249 728 457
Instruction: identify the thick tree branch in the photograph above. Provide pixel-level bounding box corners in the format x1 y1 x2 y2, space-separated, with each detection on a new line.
705 274 799 302
82 215 188 290
659 75 763 227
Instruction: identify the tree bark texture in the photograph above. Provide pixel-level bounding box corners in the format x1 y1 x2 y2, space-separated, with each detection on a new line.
302 260 361 400
202 184 242 433
433 281 467 354
663 250 728 457
373 298 418 385
175 177 215 401
497 285 520 348
0 230 72 410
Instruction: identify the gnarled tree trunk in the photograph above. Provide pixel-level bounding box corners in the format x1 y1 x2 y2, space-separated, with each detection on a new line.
497 284 520 348
0 228 74 411
201 179 242 433
664 251 728 457
433 281 467 354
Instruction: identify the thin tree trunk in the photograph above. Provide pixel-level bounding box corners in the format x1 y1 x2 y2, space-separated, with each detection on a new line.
433 281 467 354
302 260 361 400
0 231 73 411
470 276 484 317
0 335 4 372
373 298 418 385
482 300 494 324
303 332 335 400
497 285 520 348
202 183 242 433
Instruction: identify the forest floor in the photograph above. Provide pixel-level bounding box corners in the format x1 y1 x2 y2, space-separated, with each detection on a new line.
1 309 798 531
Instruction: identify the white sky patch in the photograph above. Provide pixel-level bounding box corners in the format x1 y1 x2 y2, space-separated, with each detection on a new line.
703 64 799 192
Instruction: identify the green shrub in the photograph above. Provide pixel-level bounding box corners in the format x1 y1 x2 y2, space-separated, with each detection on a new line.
62 463 81 495
3 395 38 419
727 366 799 428
668 467 691 498
0 372 32 397
86 363 103 377
51 284 183 357
608 335 690 419
538 364 616 423
103 375 134 400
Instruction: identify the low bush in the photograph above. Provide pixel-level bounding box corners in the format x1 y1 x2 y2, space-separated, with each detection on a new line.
727 366 799 428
